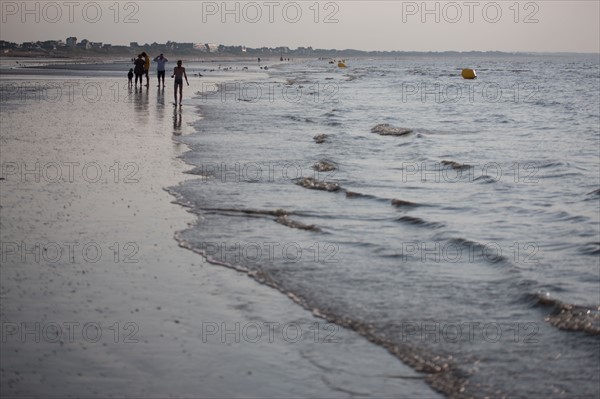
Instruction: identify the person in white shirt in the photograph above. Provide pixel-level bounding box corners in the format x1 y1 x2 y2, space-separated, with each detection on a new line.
153 54 169 88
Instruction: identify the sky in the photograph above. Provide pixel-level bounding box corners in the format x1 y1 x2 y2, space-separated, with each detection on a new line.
1 0 599 53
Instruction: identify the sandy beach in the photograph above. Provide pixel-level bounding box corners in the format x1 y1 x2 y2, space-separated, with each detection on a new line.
0 67 441 398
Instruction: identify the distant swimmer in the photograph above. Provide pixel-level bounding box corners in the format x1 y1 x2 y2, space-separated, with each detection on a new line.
171 60 189 106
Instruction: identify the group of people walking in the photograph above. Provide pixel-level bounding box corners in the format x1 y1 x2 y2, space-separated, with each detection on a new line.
128 52 189 106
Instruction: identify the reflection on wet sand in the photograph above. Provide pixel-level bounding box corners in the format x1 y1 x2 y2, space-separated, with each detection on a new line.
173 106 182 135
156 87 165 121
132 86 150 124
128 85 185 136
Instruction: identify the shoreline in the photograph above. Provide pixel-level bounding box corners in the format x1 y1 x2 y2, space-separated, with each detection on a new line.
0 65 441 398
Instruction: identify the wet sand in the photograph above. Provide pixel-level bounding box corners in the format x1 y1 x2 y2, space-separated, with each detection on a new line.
0 71 441 398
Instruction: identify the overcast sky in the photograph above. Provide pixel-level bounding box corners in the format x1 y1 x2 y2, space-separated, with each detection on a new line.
1 1 599 52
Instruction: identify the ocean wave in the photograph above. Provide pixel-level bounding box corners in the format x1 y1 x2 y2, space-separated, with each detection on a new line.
440 160 472 171
551 211 589 223
371 124 413 137
395 216 445 229
178 205 324 234
196 207 288 217
285 77 312 86
578 242 600 256
308 317 469 398
537 161 571 169
586 188 600 197
345 191 383 201
528 292 600 336
275 215 321 232
473 175 498 184
447 238 509 265
177 225 471 397
313 134 328 144
313 160 337 172
391 199 419 208
295 177 341 192
284 114 316 124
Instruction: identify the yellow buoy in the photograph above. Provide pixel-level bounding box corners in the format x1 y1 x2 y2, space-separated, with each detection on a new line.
461 69 477 79
338 61 346 68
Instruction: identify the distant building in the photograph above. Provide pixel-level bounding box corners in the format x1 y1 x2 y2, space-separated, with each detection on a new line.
40 40 60 50
130 42 139 48
78 39 91 49
90 42 103 49
296 46 313 55
66 37 77 47
177 43 194 50
193 43 206 51
219 45 244 54
206 43 219 53
0 40 18 49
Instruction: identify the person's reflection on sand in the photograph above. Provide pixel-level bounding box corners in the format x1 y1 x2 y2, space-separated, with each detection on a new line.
173 107 182 135
156 87 165 121
133 85 150 124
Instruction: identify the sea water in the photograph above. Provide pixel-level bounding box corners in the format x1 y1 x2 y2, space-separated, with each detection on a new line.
172 54 600 398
